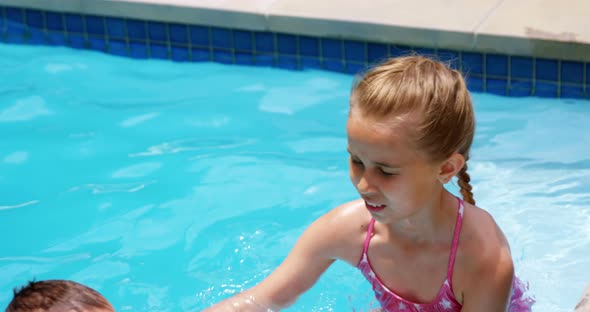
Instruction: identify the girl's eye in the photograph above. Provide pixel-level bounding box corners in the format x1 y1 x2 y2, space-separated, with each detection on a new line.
350 157 363 165
380 169 396 176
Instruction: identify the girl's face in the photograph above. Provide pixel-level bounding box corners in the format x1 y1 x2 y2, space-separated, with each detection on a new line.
346 112 443 222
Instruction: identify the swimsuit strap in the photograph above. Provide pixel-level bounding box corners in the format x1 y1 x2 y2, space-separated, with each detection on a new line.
447 197 465 286
363 218 376 255
361 198 464 285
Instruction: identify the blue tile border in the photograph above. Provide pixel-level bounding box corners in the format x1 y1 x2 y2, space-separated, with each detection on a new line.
461 52 483 76
300 36 319 57
169 23 188 45
233 30 252 51
211 27 231 49
0 5 588 100
45 12 64 31
65 13 84 33
536 59 558 81
277 34 296 54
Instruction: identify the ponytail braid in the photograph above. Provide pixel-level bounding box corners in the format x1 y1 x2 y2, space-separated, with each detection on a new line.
457 163 475 205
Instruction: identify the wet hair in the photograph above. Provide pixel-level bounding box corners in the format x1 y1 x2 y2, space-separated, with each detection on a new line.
5 280 114 312
351 55 476 205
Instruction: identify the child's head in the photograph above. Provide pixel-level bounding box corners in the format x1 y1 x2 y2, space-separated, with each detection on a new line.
5 280 114 312
347 56 476 208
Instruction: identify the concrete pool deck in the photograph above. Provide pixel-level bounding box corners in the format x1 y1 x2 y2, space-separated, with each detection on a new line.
1 0 589 62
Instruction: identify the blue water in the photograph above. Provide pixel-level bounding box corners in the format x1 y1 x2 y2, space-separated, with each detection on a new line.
0 43 589 312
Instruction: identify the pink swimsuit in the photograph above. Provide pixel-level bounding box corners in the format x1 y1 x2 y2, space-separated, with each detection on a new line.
357 198 534 312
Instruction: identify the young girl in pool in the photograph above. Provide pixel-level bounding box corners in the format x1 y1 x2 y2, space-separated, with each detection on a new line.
205 56 534 312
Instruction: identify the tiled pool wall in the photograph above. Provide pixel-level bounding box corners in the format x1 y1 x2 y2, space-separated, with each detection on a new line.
1 5 588 100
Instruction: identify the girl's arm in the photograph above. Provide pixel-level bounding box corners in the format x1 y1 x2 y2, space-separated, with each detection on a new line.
460 242 514 312
204 206 355 311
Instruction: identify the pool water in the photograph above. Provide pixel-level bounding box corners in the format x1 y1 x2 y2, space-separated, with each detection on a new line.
0 43 589 312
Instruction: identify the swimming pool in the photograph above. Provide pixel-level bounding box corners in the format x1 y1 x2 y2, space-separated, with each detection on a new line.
0 42 588 311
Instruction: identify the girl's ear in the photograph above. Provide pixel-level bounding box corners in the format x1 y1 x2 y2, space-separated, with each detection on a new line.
438 153 465 184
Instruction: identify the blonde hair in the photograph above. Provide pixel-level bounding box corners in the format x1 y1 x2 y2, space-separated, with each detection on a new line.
351 56 476 205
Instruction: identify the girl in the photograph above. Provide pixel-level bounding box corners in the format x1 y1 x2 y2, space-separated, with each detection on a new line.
205 56 533 312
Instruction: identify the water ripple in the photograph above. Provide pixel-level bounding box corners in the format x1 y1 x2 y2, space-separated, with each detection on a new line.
0 200 39 211
0 253 91 263
68 181 156 194
3 151 29 164
0 95 51 122
130 138 256 157
120 112 160 128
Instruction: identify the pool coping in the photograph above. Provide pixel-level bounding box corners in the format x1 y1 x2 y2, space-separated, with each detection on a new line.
1 0 590 63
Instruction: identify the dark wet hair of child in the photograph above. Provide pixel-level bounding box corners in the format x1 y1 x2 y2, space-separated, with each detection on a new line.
5 280 114 312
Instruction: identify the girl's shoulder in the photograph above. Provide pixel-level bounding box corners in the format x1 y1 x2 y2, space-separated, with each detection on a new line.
459 202 511 257
311 199 373 265
324 199 373 230
454 202 514 290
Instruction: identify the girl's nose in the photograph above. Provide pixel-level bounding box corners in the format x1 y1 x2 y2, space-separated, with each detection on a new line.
356 174 377 195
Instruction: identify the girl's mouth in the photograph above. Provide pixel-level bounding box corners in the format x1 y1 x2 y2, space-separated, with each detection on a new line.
365 201 386 212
